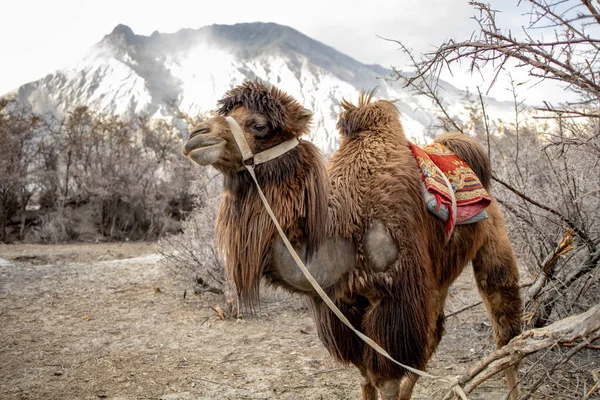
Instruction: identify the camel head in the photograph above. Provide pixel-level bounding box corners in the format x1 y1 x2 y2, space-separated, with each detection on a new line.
182 79 314 173
336 89 403 140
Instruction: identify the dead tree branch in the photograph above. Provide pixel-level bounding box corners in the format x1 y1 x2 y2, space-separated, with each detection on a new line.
444 304 600 399
524 228 575 308
400 1 600 109
520 332 600 399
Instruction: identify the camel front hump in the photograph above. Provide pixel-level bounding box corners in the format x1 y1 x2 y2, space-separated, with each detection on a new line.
362 219 398 272
271 237 355 292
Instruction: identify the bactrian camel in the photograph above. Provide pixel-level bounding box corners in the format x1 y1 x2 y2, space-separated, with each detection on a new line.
181 80 522 400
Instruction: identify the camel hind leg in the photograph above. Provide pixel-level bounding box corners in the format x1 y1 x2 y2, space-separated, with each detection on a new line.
472 217 522 400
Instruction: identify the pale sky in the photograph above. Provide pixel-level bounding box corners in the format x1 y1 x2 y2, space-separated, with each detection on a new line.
0 1 573 103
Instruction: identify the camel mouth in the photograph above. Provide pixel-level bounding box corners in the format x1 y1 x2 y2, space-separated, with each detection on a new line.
181 136 225 157
188 126 210 141
182 137 227 166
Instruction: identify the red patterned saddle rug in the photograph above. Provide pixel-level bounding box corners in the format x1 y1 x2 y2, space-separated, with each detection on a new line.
408 142 492 238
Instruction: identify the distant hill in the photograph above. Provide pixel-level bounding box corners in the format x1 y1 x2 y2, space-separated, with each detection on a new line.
5 22 514 153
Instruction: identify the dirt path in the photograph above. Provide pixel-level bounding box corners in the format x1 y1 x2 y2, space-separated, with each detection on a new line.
0 243 511 399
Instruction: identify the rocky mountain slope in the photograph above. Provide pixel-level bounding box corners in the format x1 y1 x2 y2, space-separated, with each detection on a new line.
7 22 513 153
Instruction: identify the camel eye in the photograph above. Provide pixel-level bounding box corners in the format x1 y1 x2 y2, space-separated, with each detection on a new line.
254 124 267 132
247 119 270 138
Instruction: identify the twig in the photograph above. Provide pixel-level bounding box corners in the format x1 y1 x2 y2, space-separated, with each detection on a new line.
446 281 533 320
533 107 600 119
379 36 465 134
476 86 491 159
586 381 600 400
521 332 600 400
446 301 484 319
492 174 593 248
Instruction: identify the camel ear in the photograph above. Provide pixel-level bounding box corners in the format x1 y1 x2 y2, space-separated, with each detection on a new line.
296 108 313 124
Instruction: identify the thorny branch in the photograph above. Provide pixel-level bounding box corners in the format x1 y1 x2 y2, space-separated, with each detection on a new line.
399 1 600 112
381 36 466 134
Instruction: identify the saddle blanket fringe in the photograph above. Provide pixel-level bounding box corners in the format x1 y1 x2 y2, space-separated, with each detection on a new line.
409 142 491 237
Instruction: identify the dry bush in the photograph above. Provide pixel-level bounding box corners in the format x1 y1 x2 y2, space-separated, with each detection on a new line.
159 170 239 317
27 210 74 243
0 102 196 243
0 99 43 241
455 97 600 327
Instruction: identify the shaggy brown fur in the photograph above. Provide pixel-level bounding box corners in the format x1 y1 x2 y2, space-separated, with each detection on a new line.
216 143 328 307
212 81 329 308
183 81 523 400
217 79 312 138
323 96 435 384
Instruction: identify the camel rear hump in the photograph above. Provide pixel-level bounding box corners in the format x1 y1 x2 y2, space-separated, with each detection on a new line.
434 132 492 189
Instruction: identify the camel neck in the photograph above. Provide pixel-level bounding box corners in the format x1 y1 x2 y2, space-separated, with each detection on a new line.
216 139 329 306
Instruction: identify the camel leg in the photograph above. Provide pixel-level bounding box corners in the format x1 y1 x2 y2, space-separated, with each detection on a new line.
360 369 378 400
472 229 522 400
374 378 401 400
398 288 449 399
398 376 417 400
311 298 377 398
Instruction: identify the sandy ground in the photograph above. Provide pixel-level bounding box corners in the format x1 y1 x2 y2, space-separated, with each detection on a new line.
0 242 521 400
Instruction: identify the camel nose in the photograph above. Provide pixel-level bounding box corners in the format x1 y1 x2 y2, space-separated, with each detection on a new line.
188 123 210 140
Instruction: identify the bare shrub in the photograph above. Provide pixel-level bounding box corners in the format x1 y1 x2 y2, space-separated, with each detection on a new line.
0 99 43 242
27 209 74 243
0 99 196 242
159 170 239 316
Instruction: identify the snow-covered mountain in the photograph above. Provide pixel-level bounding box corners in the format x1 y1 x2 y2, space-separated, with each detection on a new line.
7 22 514 154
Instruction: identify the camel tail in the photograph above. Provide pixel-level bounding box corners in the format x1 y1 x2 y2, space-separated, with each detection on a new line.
434 132 492 190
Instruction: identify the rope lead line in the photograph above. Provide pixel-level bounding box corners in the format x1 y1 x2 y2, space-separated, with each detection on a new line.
244 163 438 380
223 115 445 381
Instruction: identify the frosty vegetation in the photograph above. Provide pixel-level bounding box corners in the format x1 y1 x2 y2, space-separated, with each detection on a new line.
0 101 198 243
